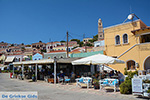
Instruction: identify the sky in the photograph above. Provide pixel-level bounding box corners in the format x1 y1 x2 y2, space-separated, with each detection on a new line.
0 0 150 45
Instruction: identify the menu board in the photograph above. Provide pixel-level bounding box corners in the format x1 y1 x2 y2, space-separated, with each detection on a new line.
132 78 143 94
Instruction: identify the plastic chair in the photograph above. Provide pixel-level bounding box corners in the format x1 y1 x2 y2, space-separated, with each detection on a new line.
57 76 64 84
64 76 70 84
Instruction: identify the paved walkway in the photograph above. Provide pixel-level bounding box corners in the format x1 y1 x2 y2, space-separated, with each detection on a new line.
0 73 145 100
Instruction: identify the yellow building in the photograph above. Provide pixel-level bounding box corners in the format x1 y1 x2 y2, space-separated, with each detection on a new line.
104 19 150 74
53 45 66 51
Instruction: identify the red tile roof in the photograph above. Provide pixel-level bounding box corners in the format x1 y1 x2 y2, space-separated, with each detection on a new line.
47 50 66 53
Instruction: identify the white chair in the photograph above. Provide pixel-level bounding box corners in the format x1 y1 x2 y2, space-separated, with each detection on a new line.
57 76 64 84
99 78 119 92
76 77 92 89
64 76 71 84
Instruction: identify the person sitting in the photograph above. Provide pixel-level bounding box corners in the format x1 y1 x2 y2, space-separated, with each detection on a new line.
59 70 65 79
109 71 114 78
76 72 80 78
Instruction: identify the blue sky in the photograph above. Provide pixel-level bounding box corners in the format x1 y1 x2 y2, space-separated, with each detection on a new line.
0 0 150 44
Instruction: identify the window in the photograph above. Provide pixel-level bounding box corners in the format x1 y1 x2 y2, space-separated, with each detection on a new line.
123 34 128 44
60 56 64 58
115 35 120 45
53 56 57 59
140 33 150 43
127 60 136 70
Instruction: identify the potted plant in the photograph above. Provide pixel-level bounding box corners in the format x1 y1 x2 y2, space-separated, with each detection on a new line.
93 79 100 89
32 74 36 82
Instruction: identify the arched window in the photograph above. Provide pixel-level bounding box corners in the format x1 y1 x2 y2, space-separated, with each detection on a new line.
126 60 136 70
123 34 128 44
60 56 64 58
115 35 120 45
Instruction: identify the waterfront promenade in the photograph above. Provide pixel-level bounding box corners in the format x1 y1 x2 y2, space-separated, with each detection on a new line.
0 73 144 100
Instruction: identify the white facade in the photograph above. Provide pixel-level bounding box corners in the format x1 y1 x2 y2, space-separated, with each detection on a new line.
94 40 104 47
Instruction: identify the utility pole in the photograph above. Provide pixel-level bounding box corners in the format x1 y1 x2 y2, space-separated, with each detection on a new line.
83 33 87 52
66 31 69 58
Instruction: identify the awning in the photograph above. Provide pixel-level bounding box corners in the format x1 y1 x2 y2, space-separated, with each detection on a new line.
5 56 15 63
13 59 54 65
72 54 125 65
57 57 82 63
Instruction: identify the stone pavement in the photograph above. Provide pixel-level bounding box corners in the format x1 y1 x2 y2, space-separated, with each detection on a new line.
0 73 146 100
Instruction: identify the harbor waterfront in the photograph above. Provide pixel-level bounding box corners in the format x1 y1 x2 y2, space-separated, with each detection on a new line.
0 73 144 100
0 0 150 100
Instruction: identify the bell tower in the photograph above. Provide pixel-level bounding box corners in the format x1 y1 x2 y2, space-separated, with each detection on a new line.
98 18 104 41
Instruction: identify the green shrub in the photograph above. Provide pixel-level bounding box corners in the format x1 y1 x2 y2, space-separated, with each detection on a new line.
120 78 132 94
124 68 128 75
147 89 150 93
120 69 138 94
9 70 13 73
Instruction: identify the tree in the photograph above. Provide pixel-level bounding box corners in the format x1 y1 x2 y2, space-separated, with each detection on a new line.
60 40 66 42
41 49 46 53
93 34 98 42
85 43 93 47
39 41 42 43
11 44 14 46
79 41 84 47
70 39 80 44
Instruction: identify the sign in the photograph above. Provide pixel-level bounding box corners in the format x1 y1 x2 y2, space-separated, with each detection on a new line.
132 78 143 94
0 91 38 100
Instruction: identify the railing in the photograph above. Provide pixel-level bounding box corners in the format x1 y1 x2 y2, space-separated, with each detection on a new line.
117 42 150 58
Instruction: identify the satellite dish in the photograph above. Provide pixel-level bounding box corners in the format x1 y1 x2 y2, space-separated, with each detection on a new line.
128 14 134 20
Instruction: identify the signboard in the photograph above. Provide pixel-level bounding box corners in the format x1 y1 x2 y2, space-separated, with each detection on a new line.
132 78 143 95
